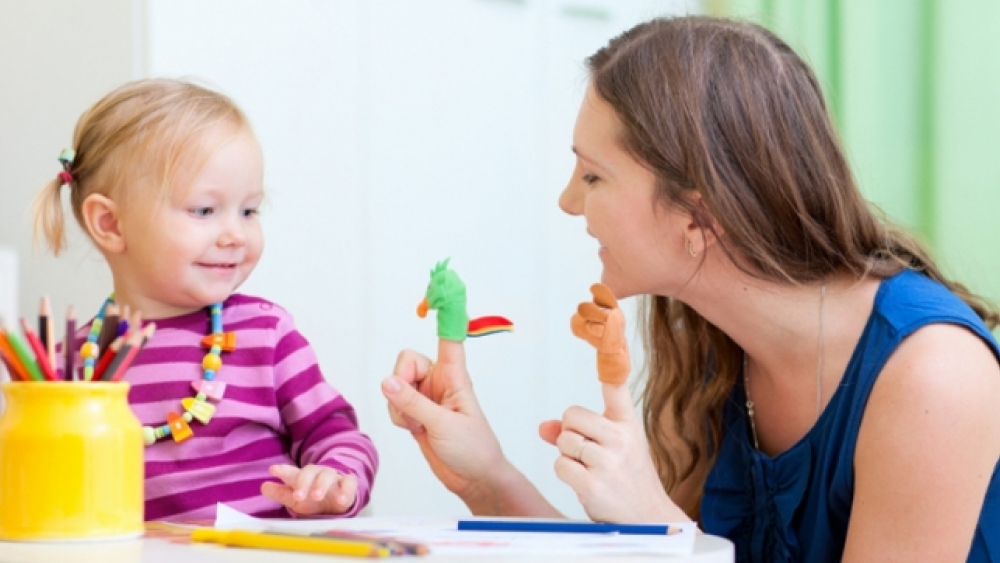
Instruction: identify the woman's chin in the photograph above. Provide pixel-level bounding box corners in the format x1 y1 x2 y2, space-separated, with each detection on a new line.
597 274 636 300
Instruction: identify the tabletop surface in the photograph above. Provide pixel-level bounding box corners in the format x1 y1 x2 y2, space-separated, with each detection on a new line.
0 530 734 563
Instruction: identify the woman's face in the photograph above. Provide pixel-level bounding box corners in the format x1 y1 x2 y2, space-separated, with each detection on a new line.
559 88 695 299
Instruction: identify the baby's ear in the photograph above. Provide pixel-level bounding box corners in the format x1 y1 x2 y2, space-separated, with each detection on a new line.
80 193 124 254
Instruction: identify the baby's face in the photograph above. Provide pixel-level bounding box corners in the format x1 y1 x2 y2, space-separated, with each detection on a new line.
119 127 265 318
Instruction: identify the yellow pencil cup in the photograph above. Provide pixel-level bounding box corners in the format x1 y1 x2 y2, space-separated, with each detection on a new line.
0 382 144 541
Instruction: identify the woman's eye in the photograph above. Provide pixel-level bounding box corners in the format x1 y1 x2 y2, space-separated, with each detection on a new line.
190 207 214 217
582 173 599 185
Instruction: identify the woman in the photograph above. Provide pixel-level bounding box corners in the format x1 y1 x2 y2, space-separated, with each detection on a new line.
381 16 1000 562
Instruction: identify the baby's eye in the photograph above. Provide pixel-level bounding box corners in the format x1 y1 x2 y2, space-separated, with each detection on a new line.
189 207 214 217
242 208 260 218
582 173 600 185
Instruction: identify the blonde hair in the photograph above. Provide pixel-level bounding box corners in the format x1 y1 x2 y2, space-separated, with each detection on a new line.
33 78 250 255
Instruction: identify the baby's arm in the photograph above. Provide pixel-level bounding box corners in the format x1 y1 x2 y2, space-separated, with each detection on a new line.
261 313 378 516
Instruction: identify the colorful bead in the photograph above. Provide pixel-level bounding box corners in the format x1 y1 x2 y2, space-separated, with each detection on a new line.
182 397 216 424
202 354 222 372
192 380 225 401
201 332 237 351
167 412 193 442
80 341 100 360
92 298 226 446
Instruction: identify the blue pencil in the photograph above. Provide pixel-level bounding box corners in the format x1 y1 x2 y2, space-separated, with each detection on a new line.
457 519 671 535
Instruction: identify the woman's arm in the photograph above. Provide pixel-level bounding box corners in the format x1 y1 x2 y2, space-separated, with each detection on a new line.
844 323 1000 562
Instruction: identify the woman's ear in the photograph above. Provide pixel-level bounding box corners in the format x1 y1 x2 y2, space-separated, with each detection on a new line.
80 193 125 254
682 192 724 255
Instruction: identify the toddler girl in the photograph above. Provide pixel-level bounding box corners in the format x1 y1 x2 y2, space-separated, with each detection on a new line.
32 78 378 521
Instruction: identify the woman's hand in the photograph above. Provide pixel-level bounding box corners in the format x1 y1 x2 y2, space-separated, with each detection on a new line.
382 340 507 505
261 464 357 515
539 381 691 523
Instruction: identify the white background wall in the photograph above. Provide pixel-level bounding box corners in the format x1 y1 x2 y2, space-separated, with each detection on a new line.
1 0 697 518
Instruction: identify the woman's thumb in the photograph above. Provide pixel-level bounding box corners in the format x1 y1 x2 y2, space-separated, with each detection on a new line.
601 381 636 422
382 376 441 428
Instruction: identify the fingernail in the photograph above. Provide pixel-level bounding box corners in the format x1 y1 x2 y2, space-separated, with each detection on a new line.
383 376 402 393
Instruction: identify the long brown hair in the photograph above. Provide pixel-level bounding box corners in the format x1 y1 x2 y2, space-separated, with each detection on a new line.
33 78 249 255
586 16 1000 516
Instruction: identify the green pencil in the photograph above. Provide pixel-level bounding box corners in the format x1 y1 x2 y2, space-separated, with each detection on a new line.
4 328 44 381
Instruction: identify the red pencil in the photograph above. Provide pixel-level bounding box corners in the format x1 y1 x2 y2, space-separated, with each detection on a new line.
19 318 59 381
93 335 124 381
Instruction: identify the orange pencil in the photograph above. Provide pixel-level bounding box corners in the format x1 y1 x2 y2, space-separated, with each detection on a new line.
19 318 59 381
0 329 30 381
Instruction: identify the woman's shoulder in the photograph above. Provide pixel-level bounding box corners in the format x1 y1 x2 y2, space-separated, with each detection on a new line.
874 269 986 328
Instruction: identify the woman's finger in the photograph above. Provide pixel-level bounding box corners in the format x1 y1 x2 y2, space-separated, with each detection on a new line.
560 406 615 446
393 349 432 386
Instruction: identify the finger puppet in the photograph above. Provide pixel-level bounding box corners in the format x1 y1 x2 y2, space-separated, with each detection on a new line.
570 283 630 385
417 259 513 341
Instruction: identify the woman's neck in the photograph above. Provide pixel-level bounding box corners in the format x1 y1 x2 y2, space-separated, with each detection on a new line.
675 258 878 387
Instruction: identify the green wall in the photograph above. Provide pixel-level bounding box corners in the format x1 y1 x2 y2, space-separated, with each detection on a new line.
707 0 1000 313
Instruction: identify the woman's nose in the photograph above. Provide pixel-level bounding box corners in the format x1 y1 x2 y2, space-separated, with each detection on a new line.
559 179 584 216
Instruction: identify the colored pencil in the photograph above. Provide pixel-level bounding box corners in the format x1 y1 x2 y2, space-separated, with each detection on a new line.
457 519 673 535
19 318 59 381
64 305 76 381
4 327 44 382
117 305 130 337
0 354 18 381
0 329 30 382
93 335 124 381
96 303 119 356
191 528 391 558
105 320 152 383
40 296 57 369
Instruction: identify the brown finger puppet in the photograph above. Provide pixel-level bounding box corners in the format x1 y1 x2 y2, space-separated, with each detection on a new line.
570 283 630 385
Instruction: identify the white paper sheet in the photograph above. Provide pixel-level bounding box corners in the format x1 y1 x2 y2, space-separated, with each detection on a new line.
214 503 697 556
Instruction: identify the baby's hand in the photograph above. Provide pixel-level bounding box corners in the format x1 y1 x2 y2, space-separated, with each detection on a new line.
261 464 357 515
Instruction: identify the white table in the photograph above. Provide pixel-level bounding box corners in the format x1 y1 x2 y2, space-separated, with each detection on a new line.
0 533 733 562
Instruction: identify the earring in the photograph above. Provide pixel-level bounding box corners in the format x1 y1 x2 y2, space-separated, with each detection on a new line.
686 239 698 257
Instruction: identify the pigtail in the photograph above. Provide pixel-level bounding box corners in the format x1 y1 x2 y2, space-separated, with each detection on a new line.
32 177 69 256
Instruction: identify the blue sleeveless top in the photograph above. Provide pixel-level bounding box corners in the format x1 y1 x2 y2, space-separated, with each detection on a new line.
701 269 1000 562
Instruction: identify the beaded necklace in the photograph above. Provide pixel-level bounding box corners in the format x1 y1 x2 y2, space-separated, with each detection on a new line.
81 297 234 447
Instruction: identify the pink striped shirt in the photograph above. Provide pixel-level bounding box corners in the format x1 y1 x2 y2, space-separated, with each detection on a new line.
71 294 378 521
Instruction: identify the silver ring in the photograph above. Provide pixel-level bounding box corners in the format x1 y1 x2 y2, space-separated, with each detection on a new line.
575 438 590 462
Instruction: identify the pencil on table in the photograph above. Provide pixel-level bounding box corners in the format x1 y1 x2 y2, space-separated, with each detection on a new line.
96 303 119 356
0 328 31 382
64 305 76 381
20 318 60 381
107 323 155 383
4 327 45 382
